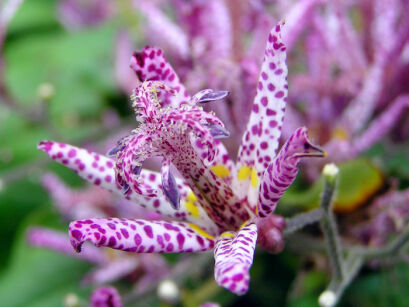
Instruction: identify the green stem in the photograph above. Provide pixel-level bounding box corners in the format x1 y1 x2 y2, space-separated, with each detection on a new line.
320 165 344 282
283 208 324 237
319 253 363 307
355 226 409 259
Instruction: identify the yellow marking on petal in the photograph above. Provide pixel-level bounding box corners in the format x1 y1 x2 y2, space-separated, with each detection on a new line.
188 224 214 239
220 231 235 238
237 166 252 180
332 127 349 140
185 201 200 218
187 191 198 203
250 168 259 188
239 221 250 229
211 165 231 178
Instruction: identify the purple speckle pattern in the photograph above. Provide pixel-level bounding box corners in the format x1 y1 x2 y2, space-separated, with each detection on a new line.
233 22 289 212
38 22 326 297
214 223 258 295
130 46 189 107
258 127 324 217
69 218 215 253
113 80 248 230
237 21 288 179
37 141 217 233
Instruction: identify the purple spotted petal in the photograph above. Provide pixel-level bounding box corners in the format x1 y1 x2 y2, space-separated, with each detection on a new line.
161 159 180 210
69 219 215 254
130 46 189 108
90 286 122 307
237 22 288 178
37 141 218 234
214 222 258 295
114 133 160 198
234 22 288 211
258 127 324 218
38 141 121 191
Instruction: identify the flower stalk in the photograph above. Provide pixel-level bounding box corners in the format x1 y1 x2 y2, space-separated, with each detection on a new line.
283 208 324 237
319 164 344 282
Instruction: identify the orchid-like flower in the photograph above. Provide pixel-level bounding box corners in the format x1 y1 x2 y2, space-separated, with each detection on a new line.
38 23 325 295
131 0 409 176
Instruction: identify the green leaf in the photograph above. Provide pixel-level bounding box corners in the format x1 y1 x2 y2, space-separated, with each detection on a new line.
342 265 409 307
279 159 384 214
0 210 91 307
6 0 60 35
4 23 117 138
0 180 48 267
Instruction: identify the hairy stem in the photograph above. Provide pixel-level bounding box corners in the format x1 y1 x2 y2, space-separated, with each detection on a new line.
354 225 409 259
283 208 324 237
320 164 344 282
319 253 363 307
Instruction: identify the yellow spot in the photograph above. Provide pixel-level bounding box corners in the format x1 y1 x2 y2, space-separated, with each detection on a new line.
185 201 200 218
239 221 250 229
220 231 235 238
237 166 252 180
250 168 259 188
187 191 198 202
211 165 231 178
332 127 349 140
188 224 214 239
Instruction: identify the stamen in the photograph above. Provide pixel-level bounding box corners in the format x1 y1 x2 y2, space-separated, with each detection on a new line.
192 89 230 103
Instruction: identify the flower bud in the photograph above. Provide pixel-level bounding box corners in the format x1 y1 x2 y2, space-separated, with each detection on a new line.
157 279 180 304
37 82 55 101
90 286 122 307
64 293 79 307
257 215 286 254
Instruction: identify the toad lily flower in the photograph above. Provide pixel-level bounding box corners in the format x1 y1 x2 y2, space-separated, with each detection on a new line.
38 23 325 295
